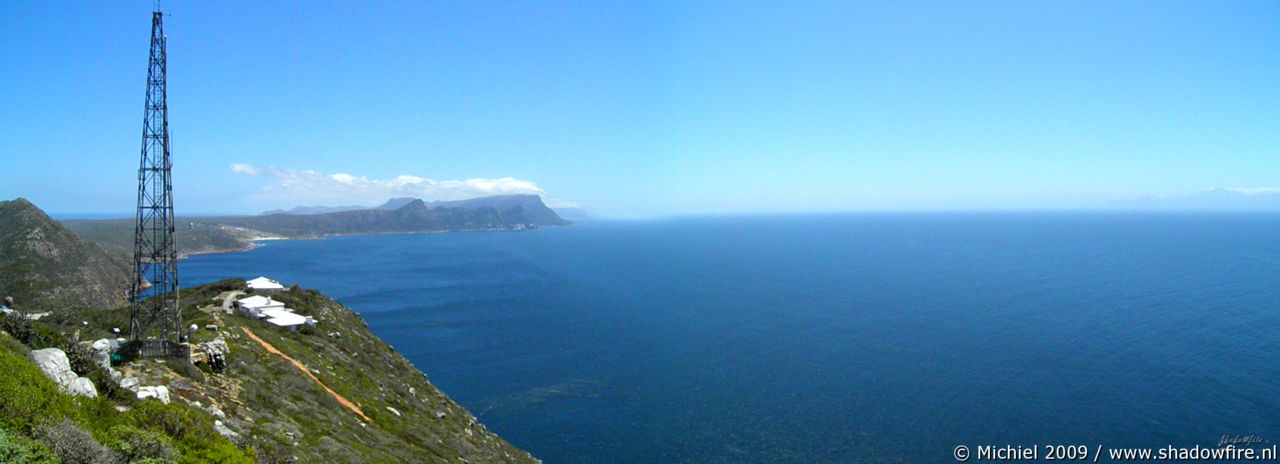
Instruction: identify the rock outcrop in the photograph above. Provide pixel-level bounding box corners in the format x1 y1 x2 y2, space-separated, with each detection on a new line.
30 348 97 398
213 420 239 440
90 338 112 370
191 336 229 372
137 385 170 404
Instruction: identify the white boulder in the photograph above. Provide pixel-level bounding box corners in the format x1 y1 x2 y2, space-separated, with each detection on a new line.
206 404 226 419
68 377 98 398
205 337 229 356
89 339 112 370
30 348 77 386
137 385 171 404
30 348 98 398
213 420 239 440
120 376 140 393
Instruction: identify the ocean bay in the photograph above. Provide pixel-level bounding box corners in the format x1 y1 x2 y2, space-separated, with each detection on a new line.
182 213 1280 463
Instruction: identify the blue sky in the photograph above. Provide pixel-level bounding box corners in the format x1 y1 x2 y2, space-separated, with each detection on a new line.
2 1 1277 217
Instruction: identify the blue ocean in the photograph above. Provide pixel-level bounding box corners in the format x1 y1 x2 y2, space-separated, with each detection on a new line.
181 213 1280 463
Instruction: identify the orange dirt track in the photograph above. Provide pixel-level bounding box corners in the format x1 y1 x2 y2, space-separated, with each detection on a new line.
240 327 372 423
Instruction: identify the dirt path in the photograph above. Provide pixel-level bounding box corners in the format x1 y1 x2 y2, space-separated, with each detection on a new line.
219 291 244 312
239 327 372 423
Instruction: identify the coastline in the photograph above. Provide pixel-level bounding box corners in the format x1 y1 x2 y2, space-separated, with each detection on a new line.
175 226 547 260
177 242 258 260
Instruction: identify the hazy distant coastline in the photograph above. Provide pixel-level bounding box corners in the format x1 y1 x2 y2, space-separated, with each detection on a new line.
62 194 570 260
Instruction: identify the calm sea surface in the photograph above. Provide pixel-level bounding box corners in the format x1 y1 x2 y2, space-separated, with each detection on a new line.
181 213 1280 463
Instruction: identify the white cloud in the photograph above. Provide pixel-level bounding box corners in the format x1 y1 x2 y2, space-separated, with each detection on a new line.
330 173 358 185
1225 187 1280 196
244 167 550 207
230 163 259 176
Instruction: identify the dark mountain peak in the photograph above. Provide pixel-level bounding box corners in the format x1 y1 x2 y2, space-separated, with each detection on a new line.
1 197 50 223
4 197 35 209
418 195 569 225
396 198 429 212
2 197 71 245
378 197 420 210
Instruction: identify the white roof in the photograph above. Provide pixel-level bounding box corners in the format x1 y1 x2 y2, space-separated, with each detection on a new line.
237 295 284 309
247 276 286 290
262 308 307 327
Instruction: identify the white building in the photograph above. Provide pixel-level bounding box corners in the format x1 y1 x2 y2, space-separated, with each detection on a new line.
236 295 285 318
247 276 286 292
260 308 309 331
236 294 318 332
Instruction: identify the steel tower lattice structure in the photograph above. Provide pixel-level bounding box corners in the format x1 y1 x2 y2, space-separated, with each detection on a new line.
129 10 183 354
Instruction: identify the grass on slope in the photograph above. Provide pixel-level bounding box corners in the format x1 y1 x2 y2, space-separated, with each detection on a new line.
0 331 255 464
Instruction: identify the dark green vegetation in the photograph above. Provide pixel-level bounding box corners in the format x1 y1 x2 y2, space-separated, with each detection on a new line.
2 198 542 463
0 323 255 464
0 198 130 311
63 194 569 259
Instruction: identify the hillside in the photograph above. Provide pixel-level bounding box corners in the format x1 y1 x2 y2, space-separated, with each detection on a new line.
64 218 261 259
0 198 130 311
63 194 569 259
1 198 542 463
45 280 541 463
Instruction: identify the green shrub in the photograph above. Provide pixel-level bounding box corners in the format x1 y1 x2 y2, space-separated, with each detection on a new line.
87 367 136 406
62 341 96 376
0 313 61 350
77 397 123 436
122 402 255 463
0 334 29 356
38 419 116 464
175 435 255 464
0 427 59 464
107 424 176 464
251 439 295 464
0 347 76 433
124 402 197 441
132 459 175 464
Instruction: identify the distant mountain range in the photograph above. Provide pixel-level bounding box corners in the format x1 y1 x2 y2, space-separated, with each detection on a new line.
228 194 569 237
260 204 368 215
260 195 575 222
1121 188 1280 210
63 194 570 259
259 197 424 215
552 206 595 222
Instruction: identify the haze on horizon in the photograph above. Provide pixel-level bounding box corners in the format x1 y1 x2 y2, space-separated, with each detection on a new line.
2 1 1277 218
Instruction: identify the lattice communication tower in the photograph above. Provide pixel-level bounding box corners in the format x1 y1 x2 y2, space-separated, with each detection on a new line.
128 9 184 358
